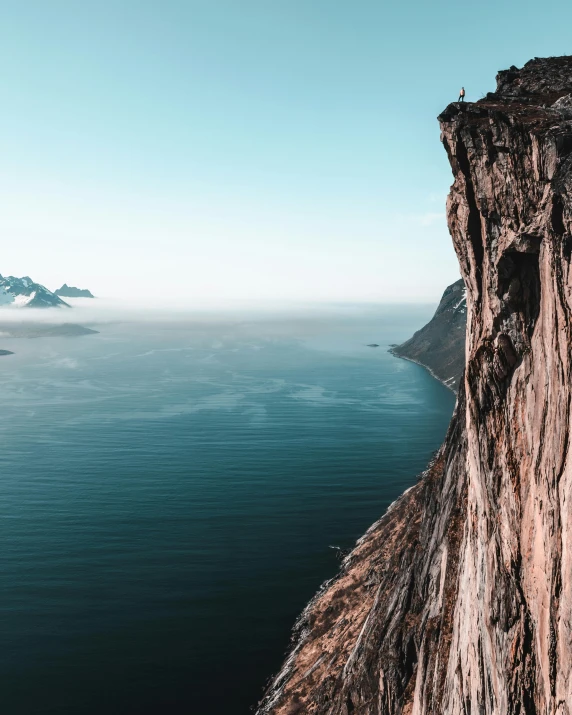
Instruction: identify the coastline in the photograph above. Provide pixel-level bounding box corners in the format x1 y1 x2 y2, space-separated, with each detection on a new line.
388 348 458 394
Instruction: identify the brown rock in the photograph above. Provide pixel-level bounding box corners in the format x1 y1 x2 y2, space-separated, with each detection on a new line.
257 56 572 714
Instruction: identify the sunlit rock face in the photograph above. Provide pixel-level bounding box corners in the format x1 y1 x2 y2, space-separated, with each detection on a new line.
257 56 572 714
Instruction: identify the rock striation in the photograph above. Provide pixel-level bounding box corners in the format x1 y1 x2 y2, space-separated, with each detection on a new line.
391 278 466 392
257 56 572 714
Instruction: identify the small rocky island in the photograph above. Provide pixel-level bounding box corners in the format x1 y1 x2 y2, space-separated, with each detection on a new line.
0 323 98 339
0 349 14 356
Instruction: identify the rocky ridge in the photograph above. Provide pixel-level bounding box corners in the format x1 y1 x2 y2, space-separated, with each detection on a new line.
54 284 95 298
257 56 572 714
0 275 69 308
391 278 466 392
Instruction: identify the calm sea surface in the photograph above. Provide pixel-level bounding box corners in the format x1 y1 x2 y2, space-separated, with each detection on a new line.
0 306 455 714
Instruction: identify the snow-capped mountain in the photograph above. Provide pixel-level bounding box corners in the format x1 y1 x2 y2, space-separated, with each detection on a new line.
0 275 70 308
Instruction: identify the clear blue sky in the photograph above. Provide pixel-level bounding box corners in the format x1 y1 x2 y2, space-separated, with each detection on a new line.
1 0 571 303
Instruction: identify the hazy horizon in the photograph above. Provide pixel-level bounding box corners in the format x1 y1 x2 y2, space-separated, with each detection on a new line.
3 1 572 303
0 296 444 329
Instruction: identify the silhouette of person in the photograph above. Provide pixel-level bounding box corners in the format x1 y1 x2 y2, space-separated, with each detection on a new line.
458 87 466 102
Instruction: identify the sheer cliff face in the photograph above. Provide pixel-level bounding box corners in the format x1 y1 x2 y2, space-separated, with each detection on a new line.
441 57 572 714
258 57 572 715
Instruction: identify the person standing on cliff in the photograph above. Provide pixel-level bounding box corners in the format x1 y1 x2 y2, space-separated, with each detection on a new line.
458 87 466 102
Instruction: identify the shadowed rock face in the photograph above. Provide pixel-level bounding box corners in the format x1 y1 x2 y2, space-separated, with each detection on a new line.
257 56 572 714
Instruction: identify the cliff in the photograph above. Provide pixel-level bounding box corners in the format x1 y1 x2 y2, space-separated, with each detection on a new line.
391 278 466 392
257 56 572 714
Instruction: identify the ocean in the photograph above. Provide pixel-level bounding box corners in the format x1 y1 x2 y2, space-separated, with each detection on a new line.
0 306 455 714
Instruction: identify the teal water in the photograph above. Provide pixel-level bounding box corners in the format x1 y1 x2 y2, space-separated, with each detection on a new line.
0 306 455 714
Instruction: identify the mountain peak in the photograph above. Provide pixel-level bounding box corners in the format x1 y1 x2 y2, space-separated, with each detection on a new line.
261 54 572 715
0 275 70 308
54 284 95 299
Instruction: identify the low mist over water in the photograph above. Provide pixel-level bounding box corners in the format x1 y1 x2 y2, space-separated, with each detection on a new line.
0 305 454 714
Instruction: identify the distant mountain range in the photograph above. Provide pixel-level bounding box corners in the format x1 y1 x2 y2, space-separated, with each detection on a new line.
0 273 98 356
390 278 466 392
0 275 95 308
0 275 70 308
55 284 95 298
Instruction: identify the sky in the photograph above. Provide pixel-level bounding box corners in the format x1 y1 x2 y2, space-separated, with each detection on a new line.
1 1 572 304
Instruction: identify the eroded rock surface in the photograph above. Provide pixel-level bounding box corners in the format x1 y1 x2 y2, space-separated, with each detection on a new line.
257 56 572 714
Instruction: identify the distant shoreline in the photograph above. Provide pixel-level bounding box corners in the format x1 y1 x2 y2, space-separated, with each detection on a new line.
0 323 98 339
388 348 456 394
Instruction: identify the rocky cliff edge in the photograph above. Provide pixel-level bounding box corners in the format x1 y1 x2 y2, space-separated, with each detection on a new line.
257 56 572 714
